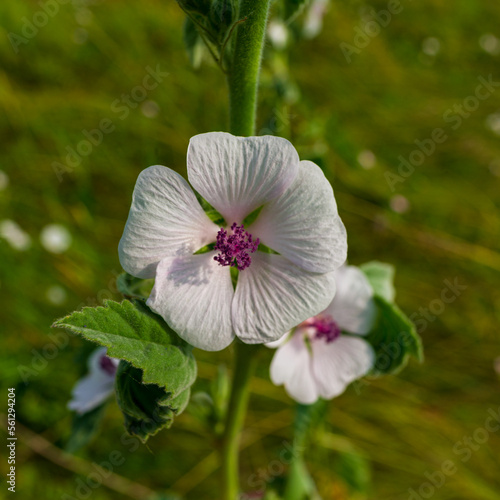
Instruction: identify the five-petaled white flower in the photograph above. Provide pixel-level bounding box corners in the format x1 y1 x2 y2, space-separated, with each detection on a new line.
68 347 119 414
119 132 347 351
269 265 376 404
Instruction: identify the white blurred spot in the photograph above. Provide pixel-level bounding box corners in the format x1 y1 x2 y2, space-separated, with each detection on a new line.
40 224 72 253
268 21 288 50
0 220 31 251
75 7 93 26
357 150 376 169
422 37 441 57
304 0 330 39
46 285 67 306
489 159 500 177
486 113 500 136
479 33 500 56
390 194 410 213
0 170 9 191
494 356 500 375
140 100 160 119
73 28 88 45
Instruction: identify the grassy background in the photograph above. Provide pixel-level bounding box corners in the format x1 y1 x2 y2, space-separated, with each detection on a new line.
1 0 499 499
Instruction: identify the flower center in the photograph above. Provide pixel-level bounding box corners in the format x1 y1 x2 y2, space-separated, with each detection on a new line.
308 315 341 343
99 355 117 376
214 222 259 271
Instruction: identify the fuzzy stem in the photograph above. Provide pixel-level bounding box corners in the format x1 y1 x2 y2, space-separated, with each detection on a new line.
227 0 271 136
221 342 260 500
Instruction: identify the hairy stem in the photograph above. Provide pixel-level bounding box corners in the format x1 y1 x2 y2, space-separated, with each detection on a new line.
221 342 260 500
227 0 271 136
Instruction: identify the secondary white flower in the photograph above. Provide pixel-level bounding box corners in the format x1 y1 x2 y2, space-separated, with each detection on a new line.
270 265 376 404
119 132 347 351
304 0 330 39
68 347 119 414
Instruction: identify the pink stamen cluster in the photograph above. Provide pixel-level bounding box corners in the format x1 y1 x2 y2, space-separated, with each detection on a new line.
310 315 341 343
99 355 117 376
214 222 259 271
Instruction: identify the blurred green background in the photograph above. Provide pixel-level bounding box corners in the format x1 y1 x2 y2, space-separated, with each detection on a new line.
1 0 499 499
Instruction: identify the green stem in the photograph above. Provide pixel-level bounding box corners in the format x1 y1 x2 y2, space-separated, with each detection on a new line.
227 0 271 136
221 341 260 500
219 2 269 497
283 403 323 500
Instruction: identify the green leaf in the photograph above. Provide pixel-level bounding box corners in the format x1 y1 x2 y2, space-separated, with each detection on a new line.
116 272 154 300
283 0 311 22
65 403 108 453
177 0 211 16
365 295 423 375
209 0 235 40
293 400 328 449
116 361 191 442
242 205 263 227
52 300 197 396
360 261 396 302
183 16 206 68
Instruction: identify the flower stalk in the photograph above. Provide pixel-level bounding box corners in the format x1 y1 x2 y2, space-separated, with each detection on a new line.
221 341 261 500
227 0 272 136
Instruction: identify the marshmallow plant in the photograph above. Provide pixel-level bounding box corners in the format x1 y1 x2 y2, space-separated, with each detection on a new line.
54 1 422 499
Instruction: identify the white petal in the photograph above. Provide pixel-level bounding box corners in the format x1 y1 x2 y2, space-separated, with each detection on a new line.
119 165 219 278
265 331 292 349
187 132 299 224
270 334 318 404
325 265 376 335
311 336 374 400
68 349 116 414
147 252 235 351
68 372 115 414
232 253 336 344
249 160 347 273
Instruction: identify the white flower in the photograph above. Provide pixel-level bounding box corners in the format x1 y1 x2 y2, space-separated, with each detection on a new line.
0 220 31 251
269 265 376 404
119 132 347 351
68 347 119 414
268 20 289 50
303 0 330 39
40 224 72 253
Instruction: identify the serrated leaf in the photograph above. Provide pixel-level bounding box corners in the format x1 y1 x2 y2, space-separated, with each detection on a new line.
65 403 108 453
53 300 197 394
283 0 311 22
365 296 423 375
116 361 191 442
360 261 396 302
